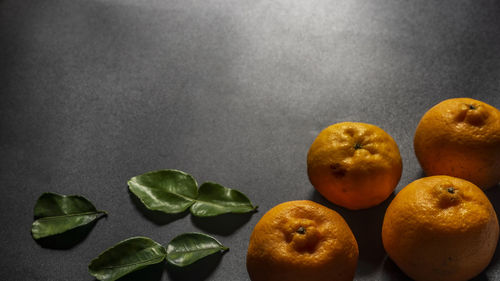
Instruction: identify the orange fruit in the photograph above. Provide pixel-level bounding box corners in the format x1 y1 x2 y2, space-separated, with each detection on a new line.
414 98 500 189
382 176 499 281
246 200 358 281
307 122 402 210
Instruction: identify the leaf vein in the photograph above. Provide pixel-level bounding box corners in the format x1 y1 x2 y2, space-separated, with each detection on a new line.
170 246 223 254
131 182 195 203
36 211 105 221
194 199 251 208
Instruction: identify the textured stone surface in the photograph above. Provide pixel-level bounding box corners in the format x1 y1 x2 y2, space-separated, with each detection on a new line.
1 0 499 280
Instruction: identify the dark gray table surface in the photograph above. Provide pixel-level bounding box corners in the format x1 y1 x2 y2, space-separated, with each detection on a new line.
1 0 500 280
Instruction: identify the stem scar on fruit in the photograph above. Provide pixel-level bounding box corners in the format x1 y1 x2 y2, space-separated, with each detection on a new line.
297 226 306 235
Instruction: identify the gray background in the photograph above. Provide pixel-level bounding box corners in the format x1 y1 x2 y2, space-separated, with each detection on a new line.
1 0 500 280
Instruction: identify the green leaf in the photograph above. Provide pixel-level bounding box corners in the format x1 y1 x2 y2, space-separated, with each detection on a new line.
31 192 106 240
88 236 167 281
166 233 228 267
128 169 198 214
190 182 258 217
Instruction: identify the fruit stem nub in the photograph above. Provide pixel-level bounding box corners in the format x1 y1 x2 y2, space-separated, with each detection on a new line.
297 226 306 234
447 187 455 194
354 143 362 150
469 104 477 110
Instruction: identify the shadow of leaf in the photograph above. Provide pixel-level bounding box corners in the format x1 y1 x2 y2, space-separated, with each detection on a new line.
34 219 102 249
128 188 189 225
190 212 254 236
310 189 393 277
166 251 224 281
112 261 165 281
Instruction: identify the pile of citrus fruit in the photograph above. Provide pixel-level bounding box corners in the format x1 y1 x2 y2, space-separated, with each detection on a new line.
246 98 500 281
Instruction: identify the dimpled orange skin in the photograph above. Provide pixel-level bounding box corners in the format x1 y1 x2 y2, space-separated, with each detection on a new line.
307 122 403 210
414 98 500 189
382 176 499 281
246 200 358 281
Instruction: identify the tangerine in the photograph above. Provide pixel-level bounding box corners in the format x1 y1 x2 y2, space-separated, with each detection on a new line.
307 122 402 210
382 176 499 281
246 200 358 281
414 98 500 189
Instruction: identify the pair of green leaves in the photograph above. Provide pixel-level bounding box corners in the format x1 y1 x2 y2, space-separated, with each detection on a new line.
128 169 258 217
31 192 106 240
88 233 228 281
31 170 257 239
